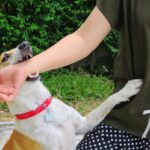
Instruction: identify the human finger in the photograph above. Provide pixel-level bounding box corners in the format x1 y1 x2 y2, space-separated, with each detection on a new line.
0 85 17 95
0 93 15 102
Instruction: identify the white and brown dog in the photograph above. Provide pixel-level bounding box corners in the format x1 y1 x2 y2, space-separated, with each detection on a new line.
1 41 142 150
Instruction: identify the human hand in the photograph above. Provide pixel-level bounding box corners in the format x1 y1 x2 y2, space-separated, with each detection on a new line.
0 65 28 101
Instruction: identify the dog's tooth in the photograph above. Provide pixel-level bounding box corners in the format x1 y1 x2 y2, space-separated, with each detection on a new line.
29 54 32 58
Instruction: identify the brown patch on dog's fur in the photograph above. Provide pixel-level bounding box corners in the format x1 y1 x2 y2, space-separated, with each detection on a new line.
3 130 43 150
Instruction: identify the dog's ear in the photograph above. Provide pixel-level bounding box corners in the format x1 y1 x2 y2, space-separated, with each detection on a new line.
0 49 14 65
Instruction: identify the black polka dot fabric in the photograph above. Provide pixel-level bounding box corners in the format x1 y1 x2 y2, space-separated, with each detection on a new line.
76 122 150 150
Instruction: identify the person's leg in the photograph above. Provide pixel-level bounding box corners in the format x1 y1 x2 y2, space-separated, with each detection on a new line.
76 133 119 150
76 122 120 150
76 122 150 150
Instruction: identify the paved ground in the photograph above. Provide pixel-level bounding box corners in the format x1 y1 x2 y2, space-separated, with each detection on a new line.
0 121 83 150
0 121 14 150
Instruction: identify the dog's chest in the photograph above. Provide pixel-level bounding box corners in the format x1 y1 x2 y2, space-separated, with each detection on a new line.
16 98 75 134
15 99 76 149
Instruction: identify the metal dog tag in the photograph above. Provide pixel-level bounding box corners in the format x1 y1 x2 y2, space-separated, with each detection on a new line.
44 112 53 123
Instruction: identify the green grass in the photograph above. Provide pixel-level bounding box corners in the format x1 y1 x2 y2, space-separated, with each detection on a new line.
41 69 114 115
0 103 7 110
0 69 114 115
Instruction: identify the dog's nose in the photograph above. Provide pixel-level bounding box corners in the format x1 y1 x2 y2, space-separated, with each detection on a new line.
18 41 29 50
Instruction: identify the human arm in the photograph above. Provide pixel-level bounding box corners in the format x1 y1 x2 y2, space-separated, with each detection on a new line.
24 6 111 74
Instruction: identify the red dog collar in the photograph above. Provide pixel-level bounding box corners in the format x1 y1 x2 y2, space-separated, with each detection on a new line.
15 96 53 120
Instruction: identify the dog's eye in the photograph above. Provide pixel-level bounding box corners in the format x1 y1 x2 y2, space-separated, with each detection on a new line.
1 54 9 63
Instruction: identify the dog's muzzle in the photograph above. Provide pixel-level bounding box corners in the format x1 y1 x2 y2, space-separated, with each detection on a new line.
17 41 39 81
17 41 33 63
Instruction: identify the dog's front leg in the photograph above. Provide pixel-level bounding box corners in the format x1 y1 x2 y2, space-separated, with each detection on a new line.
75 79 142 134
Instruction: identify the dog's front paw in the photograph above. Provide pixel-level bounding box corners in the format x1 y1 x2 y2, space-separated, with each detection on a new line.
119 79 143 99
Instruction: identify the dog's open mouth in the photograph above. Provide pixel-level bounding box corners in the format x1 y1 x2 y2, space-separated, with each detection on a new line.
18 53 33 63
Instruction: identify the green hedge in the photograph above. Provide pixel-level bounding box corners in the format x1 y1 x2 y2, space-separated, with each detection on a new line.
0 0 94 52
0 0 119 75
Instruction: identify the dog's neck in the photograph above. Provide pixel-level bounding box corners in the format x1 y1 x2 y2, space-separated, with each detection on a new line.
7 79 51 115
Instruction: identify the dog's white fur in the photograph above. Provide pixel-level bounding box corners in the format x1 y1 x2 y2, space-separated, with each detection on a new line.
5 43 142 150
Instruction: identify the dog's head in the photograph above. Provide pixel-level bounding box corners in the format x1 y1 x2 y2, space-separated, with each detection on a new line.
0 41 39 80
0 41 32 66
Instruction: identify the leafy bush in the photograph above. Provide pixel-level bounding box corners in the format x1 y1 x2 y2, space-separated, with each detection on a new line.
0 0 119 75
0 0 94 52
